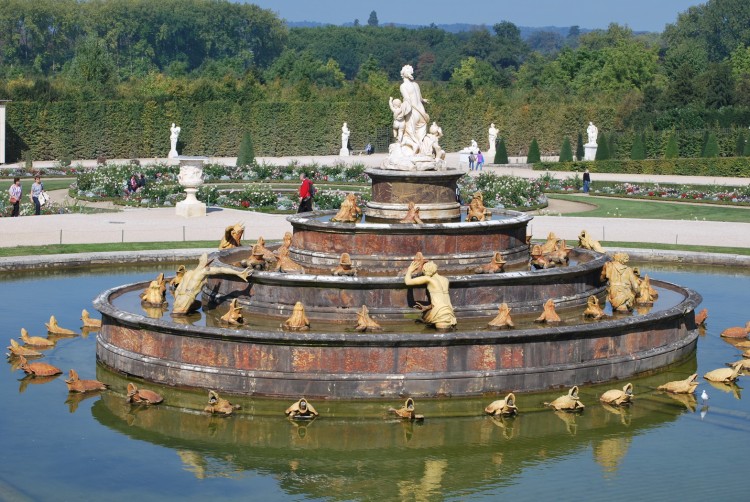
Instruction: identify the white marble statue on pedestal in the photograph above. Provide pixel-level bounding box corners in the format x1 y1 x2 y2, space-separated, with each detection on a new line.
488 123 498 153
584 121 598 161
168 123 181 159
340 122 350 156
381 65 446 171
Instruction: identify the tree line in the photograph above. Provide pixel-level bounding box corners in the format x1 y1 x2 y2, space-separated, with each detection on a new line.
2 0 750 161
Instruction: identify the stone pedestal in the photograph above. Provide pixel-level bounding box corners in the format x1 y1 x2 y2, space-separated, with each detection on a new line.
584 143 598 161
339 148 350 157
364 167 464 222
168 148 179 159
175 157 207 218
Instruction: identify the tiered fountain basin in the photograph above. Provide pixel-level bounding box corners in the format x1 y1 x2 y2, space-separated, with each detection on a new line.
95 274 700 399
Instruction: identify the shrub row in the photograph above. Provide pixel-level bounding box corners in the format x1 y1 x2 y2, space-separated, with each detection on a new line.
535 158 750 177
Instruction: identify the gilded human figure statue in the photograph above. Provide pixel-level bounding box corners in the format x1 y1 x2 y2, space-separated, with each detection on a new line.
600 252 640 312
404 260 456 330
172 253 252 315
399 201 423 224
330 193 362 223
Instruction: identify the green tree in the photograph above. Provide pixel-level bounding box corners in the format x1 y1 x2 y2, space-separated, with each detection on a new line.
665 133 679 158
368 11 378 27
744 137 750 156
608 133 617 159
735 131 746 156
559 137 573 162
594 132 609 160
575 132 584 161
495 138 509 164
630 133 646 160
237 131 255 167
65 36 117 94
527 138 541 163
702 132 720 157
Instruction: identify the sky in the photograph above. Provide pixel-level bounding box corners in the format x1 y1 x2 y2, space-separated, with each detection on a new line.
245 0 705 32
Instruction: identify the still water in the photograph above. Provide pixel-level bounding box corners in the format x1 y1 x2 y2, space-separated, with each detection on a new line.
0 263 747 500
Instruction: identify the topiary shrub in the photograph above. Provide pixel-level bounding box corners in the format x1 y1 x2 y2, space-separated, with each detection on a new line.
559 137 573 162
664 133 679 159
527 138 541 163
237 131 255 167
494 138 509 164
702 132 719 158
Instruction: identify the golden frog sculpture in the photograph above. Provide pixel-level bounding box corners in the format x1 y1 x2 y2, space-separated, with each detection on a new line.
204 390 240 415
577 229 604 253
399 202 423 224
540 232 563 255
7 339 43 358
80 309 102 329
285 398 319 419
475 252 506 274
19 328 54 348
283 301 310 331
354 305 383 332
530 244 553 270
694 308 708 327
253 236 277 264
599 383 633 406
636 274 655 306
546 240 571 266
545 386 585 412
274 232 293 259
535 299 561 323
484 393 519 416
332 253 357 276
330 193 363 223
219 222 244 249
388 397 424 421
169 265 187 294
488 303 514 329
657 373 698 394
274 247 305 274
466 191 491 222
140 273 167 307
245 243 268 270
220 298 243 325
583 295 606 320
45 315 76 336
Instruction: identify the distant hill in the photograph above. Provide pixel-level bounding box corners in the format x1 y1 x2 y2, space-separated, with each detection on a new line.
285 21 600 39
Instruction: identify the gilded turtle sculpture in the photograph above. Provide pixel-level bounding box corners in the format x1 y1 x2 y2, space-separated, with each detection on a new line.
65 369 107 393
599 383 633 406
732 358 750 371
126 382 164 405
45 315 76 336
657 373 699 394
19 328 55 349
694 308 708 327
7 339 43 358
285 398 319 419
204 390 240 415
80 309 102 328
704 361 743 383
388 397 424 421
535 299 561 323
17 355 62 377
484 393 519 416
720 321 750 339
545 386 585 412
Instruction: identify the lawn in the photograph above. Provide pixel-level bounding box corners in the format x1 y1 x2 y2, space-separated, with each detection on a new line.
548 194 750 223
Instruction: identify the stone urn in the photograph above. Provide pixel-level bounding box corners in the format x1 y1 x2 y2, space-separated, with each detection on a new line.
175 157 207 217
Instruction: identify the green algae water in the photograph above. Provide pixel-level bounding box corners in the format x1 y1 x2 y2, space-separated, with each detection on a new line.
0 263 746 500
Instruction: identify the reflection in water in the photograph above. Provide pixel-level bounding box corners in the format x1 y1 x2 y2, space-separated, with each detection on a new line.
65 389 102 413
705 380 742 399
18 373 60 393
593 436 632 475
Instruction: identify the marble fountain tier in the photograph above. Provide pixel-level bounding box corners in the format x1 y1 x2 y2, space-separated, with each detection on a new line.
95 166 701 399
94 65 700 399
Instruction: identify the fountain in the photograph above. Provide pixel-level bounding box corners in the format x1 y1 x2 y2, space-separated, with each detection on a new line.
95 67 701 399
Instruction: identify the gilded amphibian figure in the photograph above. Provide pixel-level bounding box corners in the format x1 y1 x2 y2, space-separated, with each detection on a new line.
330 193 362 223
467 191 491 222
488 303 514 329
284 302 310 331
400 202 423 224
354 305 383 332
332 253 357 276
578 229 604 253
219 222 244 249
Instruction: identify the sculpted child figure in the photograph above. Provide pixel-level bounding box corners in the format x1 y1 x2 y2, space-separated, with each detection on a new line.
388 97 406 143
404 260 456 330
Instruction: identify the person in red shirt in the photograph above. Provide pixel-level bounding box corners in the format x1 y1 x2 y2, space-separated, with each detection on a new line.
298 172 314 213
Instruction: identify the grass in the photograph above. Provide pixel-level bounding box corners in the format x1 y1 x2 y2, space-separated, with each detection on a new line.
548 194 750 223
1 179 73 192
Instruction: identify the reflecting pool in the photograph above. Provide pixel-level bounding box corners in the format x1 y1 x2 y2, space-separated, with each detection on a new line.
0 263 747 500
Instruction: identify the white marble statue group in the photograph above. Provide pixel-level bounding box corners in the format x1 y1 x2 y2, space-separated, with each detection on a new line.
382 65 447 170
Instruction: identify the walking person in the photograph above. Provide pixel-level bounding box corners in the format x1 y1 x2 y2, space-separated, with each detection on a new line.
468 152 476 171
8 177 22 217
583 168 591 194
476 150 484 171
297 172 314 213
30 175 43 215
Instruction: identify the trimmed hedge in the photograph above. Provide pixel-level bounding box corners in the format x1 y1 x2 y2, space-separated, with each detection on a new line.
534 158 750 177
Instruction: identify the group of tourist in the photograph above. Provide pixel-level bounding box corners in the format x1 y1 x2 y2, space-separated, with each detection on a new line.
468 150 485 170
125 173 147 195
7 175 45 217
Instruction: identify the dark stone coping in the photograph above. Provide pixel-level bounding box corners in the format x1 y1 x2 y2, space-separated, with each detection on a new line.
287 209 533 233
365 167 467 180
94 279 701 347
